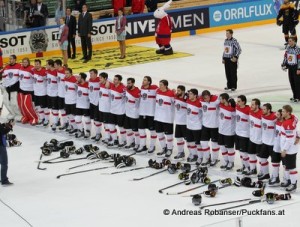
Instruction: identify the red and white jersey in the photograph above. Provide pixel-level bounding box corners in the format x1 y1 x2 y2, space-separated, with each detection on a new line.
235 105 250 138
64 75 77 105
32 67 47 96
19 65 34 92
99 82 112 113
249 109 263 144
219 103 236 136
154 89 175 124
186 98 202 130
46 69 58 97
139 85 158 117
199 95 220 128
88 77 100 106
2 63 20 87
110 83 126 115
280 114 299 155
57 67 66 98
262 112 277 146
125 87 141 119
273 120 283 153
174 96 187 125
76 82 89 109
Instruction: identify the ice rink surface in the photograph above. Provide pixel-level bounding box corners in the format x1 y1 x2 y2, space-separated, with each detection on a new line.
1 24 300 227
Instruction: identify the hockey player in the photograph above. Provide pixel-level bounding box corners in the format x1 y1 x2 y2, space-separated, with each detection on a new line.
218 93 236 171
45 59 58 129
54 59 68 130
32 59 47 125
64 68 77 134
107 74 126 148
88 69 101 142
75 73 91 138
2 55 22 121
269 109 284 186
199 90 220 166
155 79 175 158
281 36 300 103
235 95 250 174
18 57 38 125
280 105 299 192
222 29 241 91
124 78 141 150
185 89 202 163
259 103 277 180
99 72 112 144
276 0 299 45
138 76 158 153
246 98 263 176
173 85 187 160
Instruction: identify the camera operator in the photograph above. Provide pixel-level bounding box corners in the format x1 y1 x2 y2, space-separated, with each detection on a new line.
0 119 14 186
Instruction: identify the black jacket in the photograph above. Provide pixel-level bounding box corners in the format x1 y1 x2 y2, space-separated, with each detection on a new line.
33 3 48 27
0 123 12 147
66 15 77 38
78 12 93 36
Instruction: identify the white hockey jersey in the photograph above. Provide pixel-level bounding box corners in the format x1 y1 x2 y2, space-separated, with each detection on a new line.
46 69 58 97
139 85 158 117
249 109 263 144
99 82 112 113
186 98 202 130
219 103 236 136
88 77 100 106
262 112 277 146
57 67 66 98
110 83 126 115
174 96 187 125
76 82 89 109
64 75 77 105
2 63 20 87
33 67 47 96
19 65 34 92
235 105 250 138
125 87 141 119
154 89 175 124
199 95 220 128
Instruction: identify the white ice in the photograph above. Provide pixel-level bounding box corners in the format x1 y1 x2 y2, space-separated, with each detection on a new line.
0 24 300 227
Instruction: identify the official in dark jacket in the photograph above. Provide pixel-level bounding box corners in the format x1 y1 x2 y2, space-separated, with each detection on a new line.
32 0 48 27
0 119 14 186
78 4 93 63
66 7 77 59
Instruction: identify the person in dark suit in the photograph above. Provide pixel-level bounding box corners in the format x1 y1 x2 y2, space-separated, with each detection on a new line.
78 4 93 63
33 0 48 27
66 7 77 59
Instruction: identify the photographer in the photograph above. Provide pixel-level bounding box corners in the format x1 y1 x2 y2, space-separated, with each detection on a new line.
0 119 14 186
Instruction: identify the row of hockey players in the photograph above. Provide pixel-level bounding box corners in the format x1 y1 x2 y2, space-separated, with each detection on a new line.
1 56 299 192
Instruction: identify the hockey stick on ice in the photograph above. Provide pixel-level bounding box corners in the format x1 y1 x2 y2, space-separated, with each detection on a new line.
199 198 252 210
56 165 115 179
101 166 150 175
37 154 46 170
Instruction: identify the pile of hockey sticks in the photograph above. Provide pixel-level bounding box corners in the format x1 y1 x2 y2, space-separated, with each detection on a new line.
56 152 137 179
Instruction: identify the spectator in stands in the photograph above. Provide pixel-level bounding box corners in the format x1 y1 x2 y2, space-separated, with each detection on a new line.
131 0 145 14
112 0 126 17
55 0 65 25
58 17 69 66
115 8 127 59
146 0 157 12
74 0 86 13
33 0 48 27
66 7 77 59
24 0 36 28
78 4 93 63
0 0 6 31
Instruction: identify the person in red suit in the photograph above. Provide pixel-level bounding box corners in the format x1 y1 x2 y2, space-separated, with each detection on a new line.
154 0 173 55
131 0 145 14
113 0 126 17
